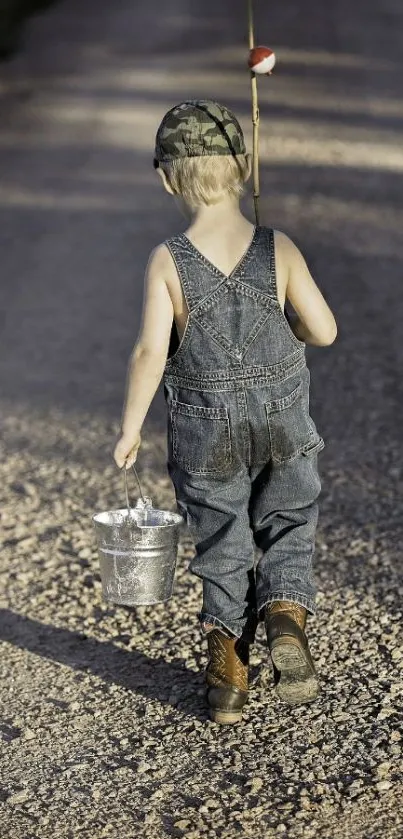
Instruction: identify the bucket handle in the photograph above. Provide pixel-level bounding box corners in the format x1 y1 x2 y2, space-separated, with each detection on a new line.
124 464 146 515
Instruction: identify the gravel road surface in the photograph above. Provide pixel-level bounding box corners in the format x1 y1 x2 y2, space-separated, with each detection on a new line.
0 1 402 837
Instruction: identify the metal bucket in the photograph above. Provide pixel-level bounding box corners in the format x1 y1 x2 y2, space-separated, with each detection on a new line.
92 466 184 606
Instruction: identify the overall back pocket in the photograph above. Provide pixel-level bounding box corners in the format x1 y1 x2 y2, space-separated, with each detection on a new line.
170 400 232 475
265 380 324 464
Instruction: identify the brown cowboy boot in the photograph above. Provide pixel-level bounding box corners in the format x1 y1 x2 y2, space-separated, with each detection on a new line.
265 601 319 705
206 629 249 724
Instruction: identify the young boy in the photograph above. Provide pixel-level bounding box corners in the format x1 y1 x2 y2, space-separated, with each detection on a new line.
114 100 337 724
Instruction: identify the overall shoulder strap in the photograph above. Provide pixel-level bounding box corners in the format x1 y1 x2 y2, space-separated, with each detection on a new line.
164 235 196 311
258 226 277 296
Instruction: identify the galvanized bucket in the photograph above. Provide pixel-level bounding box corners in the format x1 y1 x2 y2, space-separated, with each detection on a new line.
92 466 184 606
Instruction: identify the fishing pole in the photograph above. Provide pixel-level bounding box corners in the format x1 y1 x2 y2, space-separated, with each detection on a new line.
247 0 276 226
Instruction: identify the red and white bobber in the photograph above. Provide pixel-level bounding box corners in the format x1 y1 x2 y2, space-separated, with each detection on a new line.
248 46 276 75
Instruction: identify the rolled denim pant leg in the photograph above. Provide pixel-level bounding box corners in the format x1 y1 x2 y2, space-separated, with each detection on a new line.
250 452 321 616
168 462 256 639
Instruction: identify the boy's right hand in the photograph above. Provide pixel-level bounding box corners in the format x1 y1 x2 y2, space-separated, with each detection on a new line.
114 432 142 470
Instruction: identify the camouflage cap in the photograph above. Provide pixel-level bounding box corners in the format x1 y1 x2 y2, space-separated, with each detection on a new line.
154 100 246 164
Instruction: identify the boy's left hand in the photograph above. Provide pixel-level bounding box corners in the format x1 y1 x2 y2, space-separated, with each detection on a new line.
114 432 142 470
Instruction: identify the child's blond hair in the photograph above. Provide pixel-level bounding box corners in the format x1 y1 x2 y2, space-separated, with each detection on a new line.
161 154 249 207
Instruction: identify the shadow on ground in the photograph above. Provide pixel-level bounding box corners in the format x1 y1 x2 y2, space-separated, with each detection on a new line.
0 607 212 721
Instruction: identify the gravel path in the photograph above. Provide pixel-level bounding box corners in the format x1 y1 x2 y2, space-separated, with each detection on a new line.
0 1 402 837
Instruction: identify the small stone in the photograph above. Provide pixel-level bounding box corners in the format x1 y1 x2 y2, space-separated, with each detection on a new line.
9 790 29 804
300 796 312 810
245 777 264 794
390 730 401 742
377 762 391 778
23 728 36 740
376 780 392 792
144 813 155 824
137 762 151 774
174 820 191 830
105 766 121 780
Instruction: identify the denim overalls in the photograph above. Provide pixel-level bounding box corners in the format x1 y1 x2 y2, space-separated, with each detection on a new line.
163 226 324 640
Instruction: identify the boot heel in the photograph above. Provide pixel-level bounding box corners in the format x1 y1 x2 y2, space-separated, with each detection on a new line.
271 638 307 670
271 637 319 705
209 709 243 725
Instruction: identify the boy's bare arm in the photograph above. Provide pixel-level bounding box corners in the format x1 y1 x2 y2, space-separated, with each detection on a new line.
120 246 173 441
134 245 174 358
277 233 337 347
